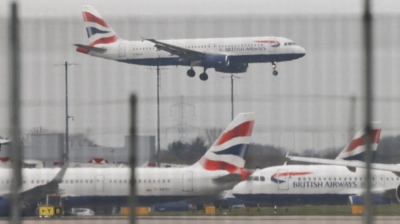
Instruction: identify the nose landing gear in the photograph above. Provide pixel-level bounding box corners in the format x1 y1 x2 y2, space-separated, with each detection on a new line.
272 61 278 76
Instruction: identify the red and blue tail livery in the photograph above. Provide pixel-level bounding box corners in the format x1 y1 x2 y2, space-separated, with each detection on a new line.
335 123 381 161
198 113 254 174
82 5 119 46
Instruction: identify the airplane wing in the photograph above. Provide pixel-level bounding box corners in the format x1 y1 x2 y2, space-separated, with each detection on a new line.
142 38 208 59
0 139 10 144
212 173 242 185
0 162 69 215
287 155 400 176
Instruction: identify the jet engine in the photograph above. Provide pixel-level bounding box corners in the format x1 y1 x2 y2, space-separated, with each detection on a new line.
201 55 230 68
348 185 400 205
215 63 248 73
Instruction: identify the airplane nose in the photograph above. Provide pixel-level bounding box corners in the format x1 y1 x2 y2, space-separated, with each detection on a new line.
298 46 306 57
232 181 246 195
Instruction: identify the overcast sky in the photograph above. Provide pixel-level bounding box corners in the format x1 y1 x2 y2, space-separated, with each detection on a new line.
1 0 400 152
1 0 400 18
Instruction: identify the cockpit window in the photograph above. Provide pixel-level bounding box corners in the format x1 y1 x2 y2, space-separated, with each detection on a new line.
247 176 253 181
253 176 259 181
260 176 265 181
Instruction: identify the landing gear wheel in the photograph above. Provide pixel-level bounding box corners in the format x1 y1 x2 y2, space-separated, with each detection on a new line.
199 72 208 81
187 69 195 77
271 61 278 76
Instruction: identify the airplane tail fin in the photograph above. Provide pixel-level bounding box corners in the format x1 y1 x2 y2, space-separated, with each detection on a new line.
197 113 255 173
335 122 381 161
81 5 120 46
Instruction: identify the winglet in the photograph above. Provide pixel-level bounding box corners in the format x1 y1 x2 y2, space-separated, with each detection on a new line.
283 151 290 166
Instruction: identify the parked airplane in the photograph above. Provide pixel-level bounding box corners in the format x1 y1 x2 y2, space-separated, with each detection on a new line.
0 112 254 215
287 125 400 175
231 125 400 205
75 5 306 81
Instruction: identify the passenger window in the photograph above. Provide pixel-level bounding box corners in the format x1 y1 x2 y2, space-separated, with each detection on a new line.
144 180 146 183
168 180 170 183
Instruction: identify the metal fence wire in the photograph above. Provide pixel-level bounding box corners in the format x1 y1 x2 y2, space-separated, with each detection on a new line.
3 0 400 224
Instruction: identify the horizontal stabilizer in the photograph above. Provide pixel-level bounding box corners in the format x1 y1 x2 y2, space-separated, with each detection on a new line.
212 173 242 185
74 44 107 53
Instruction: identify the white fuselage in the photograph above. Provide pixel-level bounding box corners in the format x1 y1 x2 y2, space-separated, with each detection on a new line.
232 165 400 205
0 165 234 206
89 36 305 68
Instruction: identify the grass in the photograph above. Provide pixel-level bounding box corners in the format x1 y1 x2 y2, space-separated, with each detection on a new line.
146 204 400 216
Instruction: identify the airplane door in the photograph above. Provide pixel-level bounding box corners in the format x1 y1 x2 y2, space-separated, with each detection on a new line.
277 169 289 190
268 38 277 52
95 175 104 192
118 43 126 57
182 171 193 192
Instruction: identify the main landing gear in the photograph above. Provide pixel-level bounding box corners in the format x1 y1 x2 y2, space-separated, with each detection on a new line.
187 68 195 77
187 67 208 81
272 61 278 76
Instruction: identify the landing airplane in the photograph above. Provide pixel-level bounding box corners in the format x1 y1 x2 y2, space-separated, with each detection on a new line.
75 5 306 81
0 112 254 215
231 124 400 205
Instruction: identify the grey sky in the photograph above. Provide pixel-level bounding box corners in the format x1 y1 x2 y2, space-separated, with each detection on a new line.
1 0 400 152
1 0 400 18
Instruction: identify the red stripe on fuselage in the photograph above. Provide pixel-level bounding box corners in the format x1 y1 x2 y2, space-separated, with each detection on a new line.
255 40 279 44
271 172 312 178
82 12 109 27
214 121 254 146
343 129 381 153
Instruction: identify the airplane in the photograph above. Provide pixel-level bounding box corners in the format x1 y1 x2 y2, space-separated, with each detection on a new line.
75 5 306 81
286 125 400 176
230 124 400 206
0 163 68 216
0 112 254 215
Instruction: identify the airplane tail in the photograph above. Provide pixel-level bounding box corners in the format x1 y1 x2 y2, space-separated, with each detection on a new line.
79 5 120 48
196 113 255 174
335 123 381 161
